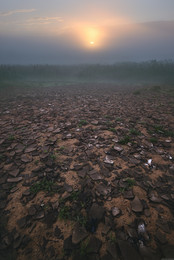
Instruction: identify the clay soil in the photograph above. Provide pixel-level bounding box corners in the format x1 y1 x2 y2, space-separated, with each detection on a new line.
0 84 174 260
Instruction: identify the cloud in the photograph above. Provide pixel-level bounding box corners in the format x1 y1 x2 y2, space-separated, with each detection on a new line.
27 16 63 24
0 9 36 17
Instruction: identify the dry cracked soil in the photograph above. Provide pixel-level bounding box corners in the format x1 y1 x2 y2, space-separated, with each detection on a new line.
0 84 174 260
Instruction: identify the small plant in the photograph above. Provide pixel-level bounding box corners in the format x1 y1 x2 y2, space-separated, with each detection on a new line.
109 128 116 133
8 135 15 141
115 117 122 122
109 233 116 243
151 85 161 92
59 146 65 151
150 137 158 144
30 178 53 194
59 205 70 220
79 120 87 127
50 153 57 160
125 178 136 187
34 160 39 165
69 191 80 201
119 135 130 145
133 90 141 95
129 128 141 136
79 239 89 257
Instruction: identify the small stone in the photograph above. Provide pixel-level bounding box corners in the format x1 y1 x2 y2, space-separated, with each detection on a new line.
8 169 20 177
7 177 23 183
124 190 134 199
86 236 102 254
131 196 143 213
113 146 123 152
21 154 32 163
104 156 114 165
111 207 121 217
72 223 88 244
89 203 105 221
144 209 151 217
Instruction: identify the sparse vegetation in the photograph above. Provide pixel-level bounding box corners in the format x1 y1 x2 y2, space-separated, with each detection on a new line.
125 178 136 187
150 137 158 144
79 119 88 127
129 128 141 136
119 135 130 145
30 178 54 194
109 127 117 133
59 205 71 220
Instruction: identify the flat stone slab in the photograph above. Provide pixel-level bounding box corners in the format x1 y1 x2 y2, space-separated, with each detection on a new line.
89 203 105 221
7 177 23 183
131 196 143 213
72 223 88 244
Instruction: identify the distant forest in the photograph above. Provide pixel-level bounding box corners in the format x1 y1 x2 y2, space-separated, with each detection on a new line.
0 61 174 85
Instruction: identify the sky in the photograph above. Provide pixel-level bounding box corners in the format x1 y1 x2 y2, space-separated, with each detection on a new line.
0 0 174 64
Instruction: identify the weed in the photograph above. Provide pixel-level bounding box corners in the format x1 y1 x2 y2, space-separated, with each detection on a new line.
133 90 141 95
75 214 87 227
50 153 57 160
129 128 141 136
109 233 116 243
30 178 53 194
8 135 15 141
150 137 158 144
119 135 130 145
125 178 136 187
34 160 39 165
79 239 89 257
79 120 87 127
69 191 80 201
109 128 116 133
59 146 65 151
59 206 70 220
151 85 161 92
119 187 126 193
115 117 122 122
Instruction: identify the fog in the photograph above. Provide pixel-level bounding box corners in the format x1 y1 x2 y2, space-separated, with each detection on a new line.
1 20 174 65
0 62 174 90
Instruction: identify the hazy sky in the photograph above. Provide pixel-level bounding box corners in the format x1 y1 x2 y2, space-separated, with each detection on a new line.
0 0 174 64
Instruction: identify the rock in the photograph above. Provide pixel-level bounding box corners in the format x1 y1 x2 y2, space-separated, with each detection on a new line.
25 145 36 153
131 196 143 213
148 191 161 203
107 241 119 259
113 146 123 152
21 154 32 163
161 244 174 258
96 184 111 196
88 170 102 181
124 190 134 199
139 241 159 260
118 240 142 260
28 205 37 216
104 156 114 165
17 216 27 229
8 168 20 177
7 177 23 183
155 230 167 244
72 223 88 244
111 207 121 217
137 220 149 240
63 183 73 193
86 236 102 254
89 203 105 221
144 209 151 217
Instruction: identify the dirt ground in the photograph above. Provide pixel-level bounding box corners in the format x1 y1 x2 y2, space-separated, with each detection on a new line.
0 84 174 260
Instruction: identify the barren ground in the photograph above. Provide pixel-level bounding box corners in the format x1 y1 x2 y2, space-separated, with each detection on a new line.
0 84 174 260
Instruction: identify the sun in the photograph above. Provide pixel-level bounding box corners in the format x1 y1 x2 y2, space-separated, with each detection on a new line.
90 41 95 45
